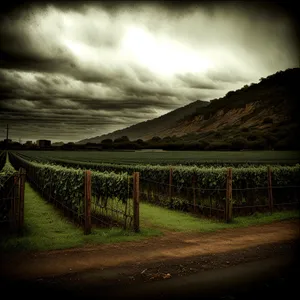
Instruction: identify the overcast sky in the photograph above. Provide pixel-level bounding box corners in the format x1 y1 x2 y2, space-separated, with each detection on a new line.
0 1 298 143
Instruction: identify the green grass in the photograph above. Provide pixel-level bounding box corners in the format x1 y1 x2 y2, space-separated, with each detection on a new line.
0 183 161 252
140 202 299 232
15 150 300 165
1 183 298 252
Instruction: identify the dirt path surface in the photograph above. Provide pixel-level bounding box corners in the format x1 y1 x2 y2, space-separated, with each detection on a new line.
1 220 299 281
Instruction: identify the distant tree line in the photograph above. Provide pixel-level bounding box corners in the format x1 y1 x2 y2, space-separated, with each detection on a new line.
1 129 299 151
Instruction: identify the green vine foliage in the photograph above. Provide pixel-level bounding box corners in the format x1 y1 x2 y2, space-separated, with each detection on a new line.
9 153 85 215
0 153 16 174
0 151 7 170
0 153 18 222
232 165 300 205
13 150 298 167
13 152 300 213
9 153 132 219
92 171 131 204
0 153 17 188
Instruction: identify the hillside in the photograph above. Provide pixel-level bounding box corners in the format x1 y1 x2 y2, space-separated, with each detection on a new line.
151 68 298 137
78 68 300 150
148 68 299 150
77 100 209 144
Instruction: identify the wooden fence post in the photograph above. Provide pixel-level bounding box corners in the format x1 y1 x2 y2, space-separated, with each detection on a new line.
169 168 173 203
84 170 91 235
133 172 140 232
192 174 196 212
267 166 273 213
19 168 26 232
226 168 233 223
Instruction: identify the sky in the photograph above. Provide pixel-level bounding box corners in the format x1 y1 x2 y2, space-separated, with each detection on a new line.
0 1 299 143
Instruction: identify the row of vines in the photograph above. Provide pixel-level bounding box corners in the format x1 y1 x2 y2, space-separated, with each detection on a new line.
0 152 22 231
0 151 7 171
9 153 134 230
15 151 300 217
14 150 300 166
0 153 17 187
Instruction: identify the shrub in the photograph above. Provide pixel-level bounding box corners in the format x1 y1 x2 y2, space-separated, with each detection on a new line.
230 138 248 150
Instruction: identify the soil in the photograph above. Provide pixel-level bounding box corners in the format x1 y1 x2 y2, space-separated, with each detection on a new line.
1 220 299 299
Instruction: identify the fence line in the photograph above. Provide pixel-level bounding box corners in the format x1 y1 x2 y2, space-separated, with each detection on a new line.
0 169 25 234
6 153 300 229
28 169 138 233
9 152 141 234
139 166 299 221
140 176 300 192
84 170 91 235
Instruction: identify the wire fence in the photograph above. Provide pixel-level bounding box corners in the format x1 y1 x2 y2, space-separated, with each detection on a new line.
0 171 23 234
6 152 300 229
26 168 135 230
90 174 135 230
9 152 136 232
139 175 300 220
91 195 134 229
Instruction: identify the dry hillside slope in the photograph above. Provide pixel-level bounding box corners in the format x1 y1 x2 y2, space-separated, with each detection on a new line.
78 68 299 150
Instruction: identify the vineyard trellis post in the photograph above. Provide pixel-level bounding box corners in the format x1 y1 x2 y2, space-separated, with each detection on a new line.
84 170 92 235
225 168 233 223
19 167 26 232
267 166 273 213
133 172 140 232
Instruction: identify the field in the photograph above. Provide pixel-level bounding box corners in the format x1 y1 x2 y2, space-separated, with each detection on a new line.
9 150 300 223
15 150 300 165
1 150 299 252
0 182 298 252
1 150 299 300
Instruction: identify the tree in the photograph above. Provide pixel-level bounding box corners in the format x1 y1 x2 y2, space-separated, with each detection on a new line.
101 139 113 144
151 136 162 143
230 138 248 151
247 134 257 141
162 136 172 142
205 141 230 151
114 136 130 143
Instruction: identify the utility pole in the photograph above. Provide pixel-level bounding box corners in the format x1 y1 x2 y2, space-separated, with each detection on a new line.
4 124 9 150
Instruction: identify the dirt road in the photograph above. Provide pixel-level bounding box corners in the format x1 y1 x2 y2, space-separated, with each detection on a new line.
1 220 299 298
1 220 299 278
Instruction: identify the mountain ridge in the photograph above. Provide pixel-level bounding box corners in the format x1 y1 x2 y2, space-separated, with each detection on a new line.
77 68 299 149
77 99 209 144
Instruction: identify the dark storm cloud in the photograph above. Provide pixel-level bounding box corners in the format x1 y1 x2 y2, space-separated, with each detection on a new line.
0 50 77 79
35 75 52 87
177 73 220 89
206 68 254 84
0 25 75 73
0 1 298 142
123 84 177 98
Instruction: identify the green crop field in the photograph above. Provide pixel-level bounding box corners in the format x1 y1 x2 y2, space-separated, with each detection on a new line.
14 150 300 166
1 151 298 251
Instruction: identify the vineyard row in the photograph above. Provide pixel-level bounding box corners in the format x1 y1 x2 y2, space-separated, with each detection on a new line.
15 151 300 191
3 152 300 234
